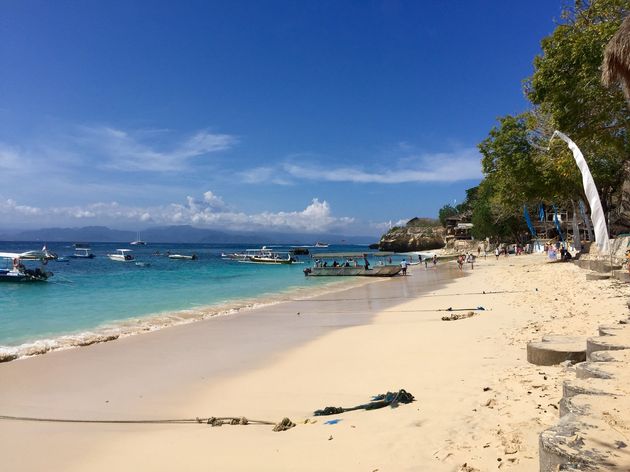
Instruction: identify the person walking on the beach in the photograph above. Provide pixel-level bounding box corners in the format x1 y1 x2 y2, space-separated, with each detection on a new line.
467 252 474 270
495 247 500 260
400 258 408 276
432 254 437 266
457 255 464 270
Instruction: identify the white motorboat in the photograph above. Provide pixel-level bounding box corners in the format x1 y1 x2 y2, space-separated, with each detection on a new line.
0 250 53 282
107 249 135 262
70 247 95 259
168 254 198 260
314 242 329 248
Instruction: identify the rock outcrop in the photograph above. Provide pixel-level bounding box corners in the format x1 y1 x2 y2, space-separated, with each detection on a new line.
378 218 445 252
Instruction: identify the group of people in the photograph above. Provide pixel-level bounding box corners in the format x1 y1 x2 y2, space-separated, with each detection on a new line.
544 242 573 262
457 253 475 270
399 254 439 275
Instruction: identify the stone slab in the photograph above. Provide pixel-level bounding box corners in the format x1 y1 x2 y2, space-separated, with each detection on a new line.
612 271 630 283
586 272 611 281
598 324 630 336
539 414 630 472
575 361 626 380
527 336 587 366
587 334 630 357
589 349 630 363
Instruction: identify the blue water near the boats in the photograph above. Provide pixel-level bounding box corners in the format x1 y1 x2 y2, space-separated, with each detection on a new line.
0 242 400 354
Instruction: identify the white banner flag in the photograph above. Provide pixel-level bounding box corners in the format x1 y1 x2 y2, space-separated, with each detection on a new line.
551 131 610 254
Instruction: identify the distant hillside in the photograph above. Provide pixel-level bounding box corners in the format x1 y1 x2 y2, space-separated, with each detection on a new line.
0 225 374 245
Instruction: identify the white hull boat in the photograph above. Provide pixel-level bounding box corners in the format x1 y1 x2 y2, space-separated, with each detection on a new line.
107 249 135 262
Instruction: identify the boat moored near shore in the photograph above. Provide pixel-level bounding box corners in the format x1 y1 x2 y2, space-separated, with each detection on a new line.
304 252 401 276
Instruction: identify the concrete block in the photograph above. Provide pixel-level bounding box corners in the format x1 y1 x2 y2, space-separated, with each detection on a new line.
527 335 587 366
589 350 630 363
585 272 611 281
587 334 630 357
539 414 630 472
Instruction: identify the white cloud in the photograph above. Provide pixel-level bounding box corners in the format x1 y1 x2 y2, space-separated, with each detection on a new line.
369 218 409 231
238 166 293 185
75 126 236 171
0 193 354 233
0 144 30 172
0 199 42 216
282 148 482 184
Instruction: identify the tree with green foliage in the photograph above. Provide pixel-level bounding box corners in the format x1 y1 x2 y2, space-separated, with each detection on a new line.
438 204 459 227
526 0 630 210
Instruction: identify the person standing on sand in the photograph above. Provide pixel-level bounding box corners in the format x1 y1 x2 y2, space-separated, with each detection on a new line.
400 258 408 275
495 247 500 260
466 253 474 270
432 254 437 266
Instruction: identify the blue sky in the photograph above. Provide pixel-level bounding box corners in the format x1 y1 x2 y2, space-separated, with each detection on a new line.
0 0 561 235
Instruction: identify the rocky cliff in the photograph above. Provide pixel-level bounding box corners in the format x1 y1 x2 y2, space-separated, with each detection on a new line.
378 218 446 252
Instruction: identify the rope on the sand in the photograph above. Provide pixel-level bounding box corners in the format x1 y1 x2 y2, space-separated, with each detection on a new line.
0 414 294 432
314 389 415 416
290 289 531 302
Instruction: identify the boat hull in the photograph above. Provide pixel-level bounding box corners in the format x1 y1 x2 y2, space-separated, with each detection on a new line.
239 257 293 264
305 266 401 277
108 255 134 262
0 270 50 282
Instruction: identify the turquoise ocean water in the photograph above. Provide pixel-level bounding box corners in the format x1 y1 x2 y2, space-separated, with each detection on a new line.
0 242 399 358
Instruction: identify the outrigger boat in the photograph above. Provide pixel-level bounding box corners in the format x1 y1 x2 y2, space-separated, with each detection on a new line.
303 252 401 277
225 247 294 264
0 250 54 282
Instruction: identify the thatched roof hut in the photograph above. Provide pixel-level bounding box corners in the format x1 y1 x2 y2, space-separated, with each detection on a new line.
602 16 630 102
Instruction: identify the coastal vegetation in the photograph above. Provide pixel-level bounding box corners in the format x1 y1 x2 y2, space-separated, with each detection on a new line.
440 0 629 243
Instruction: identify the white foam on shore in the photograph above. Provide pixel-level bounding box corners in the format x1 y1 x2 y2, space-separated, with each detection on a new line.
0 275 381 363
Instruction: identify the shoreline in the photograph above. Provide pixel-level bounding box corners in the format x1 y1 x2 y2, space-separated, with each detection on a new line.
0 272 385 362
1 255 626 471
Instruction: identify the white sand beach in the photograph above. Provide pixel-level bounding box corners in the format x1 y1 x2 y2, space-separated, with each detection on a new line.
0 253 627 471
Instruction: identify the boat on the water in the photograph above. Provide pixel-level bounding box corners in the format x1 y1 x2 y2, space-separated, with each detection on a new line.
229 247 294 264
107 249 135 262
130 233 147 246
304 252 401 277
168 254 198 260
70 247 95 259
314 242 329 248
0 250 54 282
221 251 248 260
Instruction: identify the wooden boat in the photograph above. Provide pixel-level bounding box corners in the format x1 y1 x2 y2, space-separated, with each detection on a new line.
237 247 294 264
304 252 401 277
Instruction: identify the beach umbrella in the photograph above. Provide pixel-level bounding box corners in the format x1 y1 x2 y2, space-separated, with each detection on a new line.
602 16 630 103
